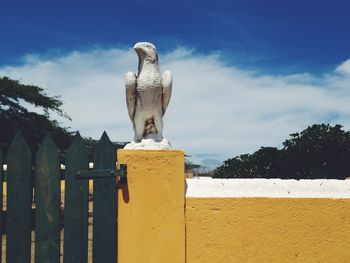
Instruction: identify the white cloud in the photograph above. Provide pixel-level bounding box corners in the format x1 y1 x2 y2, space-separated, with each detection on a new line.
336 59 350 75
1 48 350 167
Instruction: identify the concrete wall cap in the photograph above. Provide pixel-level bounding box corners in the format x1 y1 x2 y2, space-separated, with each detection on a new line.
186 178 350 198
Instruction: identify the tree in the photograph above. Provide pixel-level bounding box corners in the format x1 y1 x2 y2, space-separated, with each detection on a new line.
280 124 350 179
213 124 350 179
0 76 73 151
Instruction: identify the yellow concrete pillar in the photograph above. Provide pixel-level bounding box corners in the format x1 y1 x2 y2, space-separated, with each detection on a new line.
117 150 185 263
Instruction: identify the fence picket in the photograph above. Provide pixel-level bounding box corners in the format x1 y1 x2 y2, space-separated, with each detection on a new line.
35 135 60 263
64 133 89 263
6 131 32 263
93 132 117 263
0 148 3 263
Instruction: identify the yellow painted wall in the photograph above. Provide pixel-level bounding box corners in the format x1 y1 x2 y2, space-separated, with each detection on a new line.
117 150 185 263
186 197 350 263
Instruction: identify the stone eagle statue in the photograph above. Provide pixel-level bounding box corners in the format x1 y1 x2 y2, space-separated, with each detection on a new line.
124 42 172 149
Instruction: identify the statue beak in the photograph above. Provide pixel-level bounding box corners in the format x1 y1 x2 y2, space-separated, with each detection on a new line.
134 43 143 54
134 45 145 60
134 43 142 50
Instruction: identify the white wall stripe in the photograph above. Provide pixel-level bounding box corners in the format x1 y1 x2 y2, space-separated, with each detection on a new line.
186 178 350 198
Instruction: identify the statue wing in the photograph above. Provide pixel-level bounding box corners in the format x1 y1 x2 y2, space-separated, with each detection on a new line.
162 70 173 115
125 72 137 120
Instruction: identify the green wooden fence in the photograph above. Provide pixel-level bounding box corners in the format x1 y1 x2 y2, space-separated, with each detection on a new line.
0 131 122 263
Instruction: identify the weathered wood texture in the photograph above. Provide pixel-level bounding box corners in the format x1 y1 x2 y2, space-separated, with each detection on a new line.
6 132 32 263
64 133 89 263
1 131 120 262
93 132 118 263
35 135 60 263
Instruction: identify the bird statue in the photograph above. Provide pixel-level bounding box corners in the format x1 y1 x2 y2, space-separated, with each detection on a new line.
124 42 172 149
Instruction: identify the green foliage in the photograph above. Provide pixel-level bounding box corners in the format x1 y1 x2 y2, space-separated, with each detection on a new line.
213 124 350 179
0 76 73 151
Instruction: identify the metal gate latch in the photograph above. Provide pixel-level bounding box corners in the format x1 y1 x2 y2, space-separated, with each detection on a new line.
76 164 127 184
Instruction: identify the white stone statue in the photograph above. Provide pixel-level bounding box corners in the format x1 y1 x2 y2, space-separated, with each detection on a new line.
124 42 172 149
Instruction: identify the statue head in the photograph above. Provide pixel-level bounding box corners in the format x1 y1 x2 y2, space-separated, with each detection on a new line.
134 42 158 63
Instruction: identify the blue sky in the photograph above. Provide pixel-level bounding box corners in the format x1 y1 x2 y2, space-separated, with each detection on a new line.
1 0 349 72
1 1 350 167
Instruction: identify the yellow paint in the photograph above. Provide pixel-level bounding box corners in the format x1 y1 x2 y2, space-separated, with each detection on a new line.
186 198 350 263
185 172 194 178
118 150 185 263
